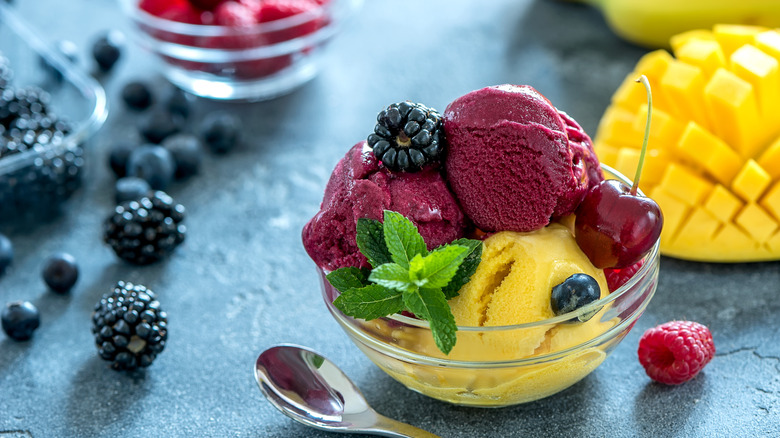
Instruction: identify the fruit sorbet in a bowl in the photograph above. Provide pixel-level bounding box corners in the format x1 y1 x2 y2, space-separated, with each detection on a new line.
122 0 360 100
303 85 662 407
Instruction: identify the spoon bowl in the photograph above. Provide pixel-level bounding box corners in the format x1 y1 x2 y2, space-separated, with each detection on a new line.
254 344 439 437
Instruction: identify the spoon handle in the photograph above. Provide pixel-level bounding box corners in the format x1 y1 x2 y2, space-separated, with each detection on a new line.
369 414 441 438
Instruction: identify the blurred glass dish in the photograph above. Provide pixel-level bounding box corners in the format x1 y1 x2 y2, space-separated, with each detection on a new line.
0 2 107 228
120 0 362 101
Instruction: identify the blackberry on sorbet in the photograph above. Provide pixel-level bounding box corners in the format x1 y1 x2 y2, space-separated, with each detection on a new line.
367 101 445 172
92 281 167 370
103 191 186 265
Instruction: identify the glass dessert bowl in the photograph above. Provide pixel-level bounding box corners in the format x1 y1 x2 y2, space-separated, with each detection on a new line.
120 0 361 101
319 165 661 407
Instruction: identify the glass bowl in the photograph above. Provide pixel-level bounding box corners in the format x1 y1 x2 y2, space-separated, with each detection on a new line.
0 2 108 228
120 0 362 101
319 165 660 407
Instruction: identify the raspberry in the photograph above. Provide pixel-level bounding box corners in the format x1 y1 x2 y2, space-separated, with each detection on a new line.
638 320 715 385
257 0 323 43
604 259 643 292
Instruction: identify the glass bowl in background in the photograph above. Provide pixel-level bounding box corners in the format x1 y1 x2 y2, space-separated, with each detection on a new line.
120 0 362 101
320 165 660 407
0 2 108 228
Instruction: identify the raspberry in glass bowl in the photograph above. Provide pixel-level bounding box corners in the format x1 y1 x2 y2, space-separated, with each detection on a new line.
120 0 361 100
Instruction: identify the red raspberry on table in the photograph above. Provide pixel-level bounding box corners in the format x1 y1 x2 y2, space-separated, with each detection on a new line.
256 0 324 43
604 259 644 292
638 320 715 385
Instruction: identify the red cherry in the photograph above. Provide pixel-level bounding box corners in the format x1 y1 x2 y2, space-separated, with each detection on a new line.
575 180 662 269
574 75 663 269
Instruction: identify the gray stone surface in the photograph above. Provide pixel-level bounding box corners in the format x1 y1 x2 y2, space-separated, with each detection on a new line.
1 0 779 436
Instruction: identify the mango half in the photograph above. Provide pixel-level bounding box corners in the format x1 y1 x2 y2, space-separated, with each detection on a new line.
595 25 780 262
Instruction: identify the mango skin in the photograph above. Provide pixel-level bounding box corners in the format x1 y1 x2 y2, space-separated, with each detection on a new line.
565 0 780 48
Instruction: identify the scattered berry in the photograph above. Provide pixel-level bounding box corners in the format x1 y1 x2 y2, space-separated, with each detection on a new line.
108 140 137 178
0 233 12 275
103 191 186 265
162 133 203 179
115 176 152 204
550 273 601 320
42 252 79 294
92 281 168 370
92 30 124 72
604 259 644 292
638 320 715 385
2 301 40 341
139 109 182 144
257 0 323 43
165 88 190 121
121 81 153 111
367 101 445 172
126 145 176 190
201 111 241 153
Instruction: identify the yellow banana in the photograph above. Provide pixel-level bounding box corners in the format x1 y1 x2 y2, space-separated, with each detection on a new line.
566 0 780 48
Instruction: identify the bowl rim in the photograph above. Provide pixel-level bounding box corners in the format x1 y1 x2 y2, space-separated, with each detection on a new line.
0 2 108 173
119 0 359 36
325 163 660 331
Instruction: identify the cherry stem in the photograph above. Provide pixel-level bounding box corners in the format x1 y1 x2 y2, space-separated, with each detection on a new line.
632 75 652 196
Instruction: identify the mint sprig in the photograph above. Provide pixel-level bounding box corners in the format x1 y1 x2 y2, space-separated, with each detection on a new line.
327 210 482 354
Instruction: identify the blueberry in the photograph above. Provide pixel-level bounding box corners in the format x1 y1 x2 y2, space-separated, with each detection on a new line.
92 30 124 72
0 233 12 275
108 140 137 178
166 88 190 120
201 112 242 154
551 273 601 320
126 145 175 190
2 301 40 341
140 110 182 144
42 252 79 294
121 81 153 111
162 133 203 179
115 176 151 204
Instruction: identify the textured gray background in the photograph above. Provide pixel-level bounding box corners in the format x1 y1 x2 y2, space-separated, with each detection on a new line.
1 0 779 437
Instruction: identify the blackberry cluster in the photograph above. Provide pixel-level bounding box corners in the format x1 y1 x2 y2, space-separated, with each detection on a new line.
0 54 82 225
367 101 445 172
92 281 168 370
103 191 186 265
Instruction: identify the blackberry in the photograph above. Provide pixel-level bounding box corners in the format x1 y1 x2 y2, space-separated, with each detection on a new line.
367 101 445 172
42 252 79 294
103 191 186 265
2 301 40 341
91 281 167 370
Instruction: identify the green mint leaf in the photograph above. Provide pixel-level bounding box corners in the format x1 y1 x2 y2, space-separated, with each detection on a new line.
368 263 414 292
333 284 404 320
403 287 458 354
383 210 427 270
441 239 483 299
356 218 392 268
326 267 370 293
409 245 469 289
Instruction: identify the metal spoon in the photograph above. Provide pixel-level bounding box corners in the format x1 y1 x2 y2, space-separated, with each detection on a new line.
254 344 440 437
